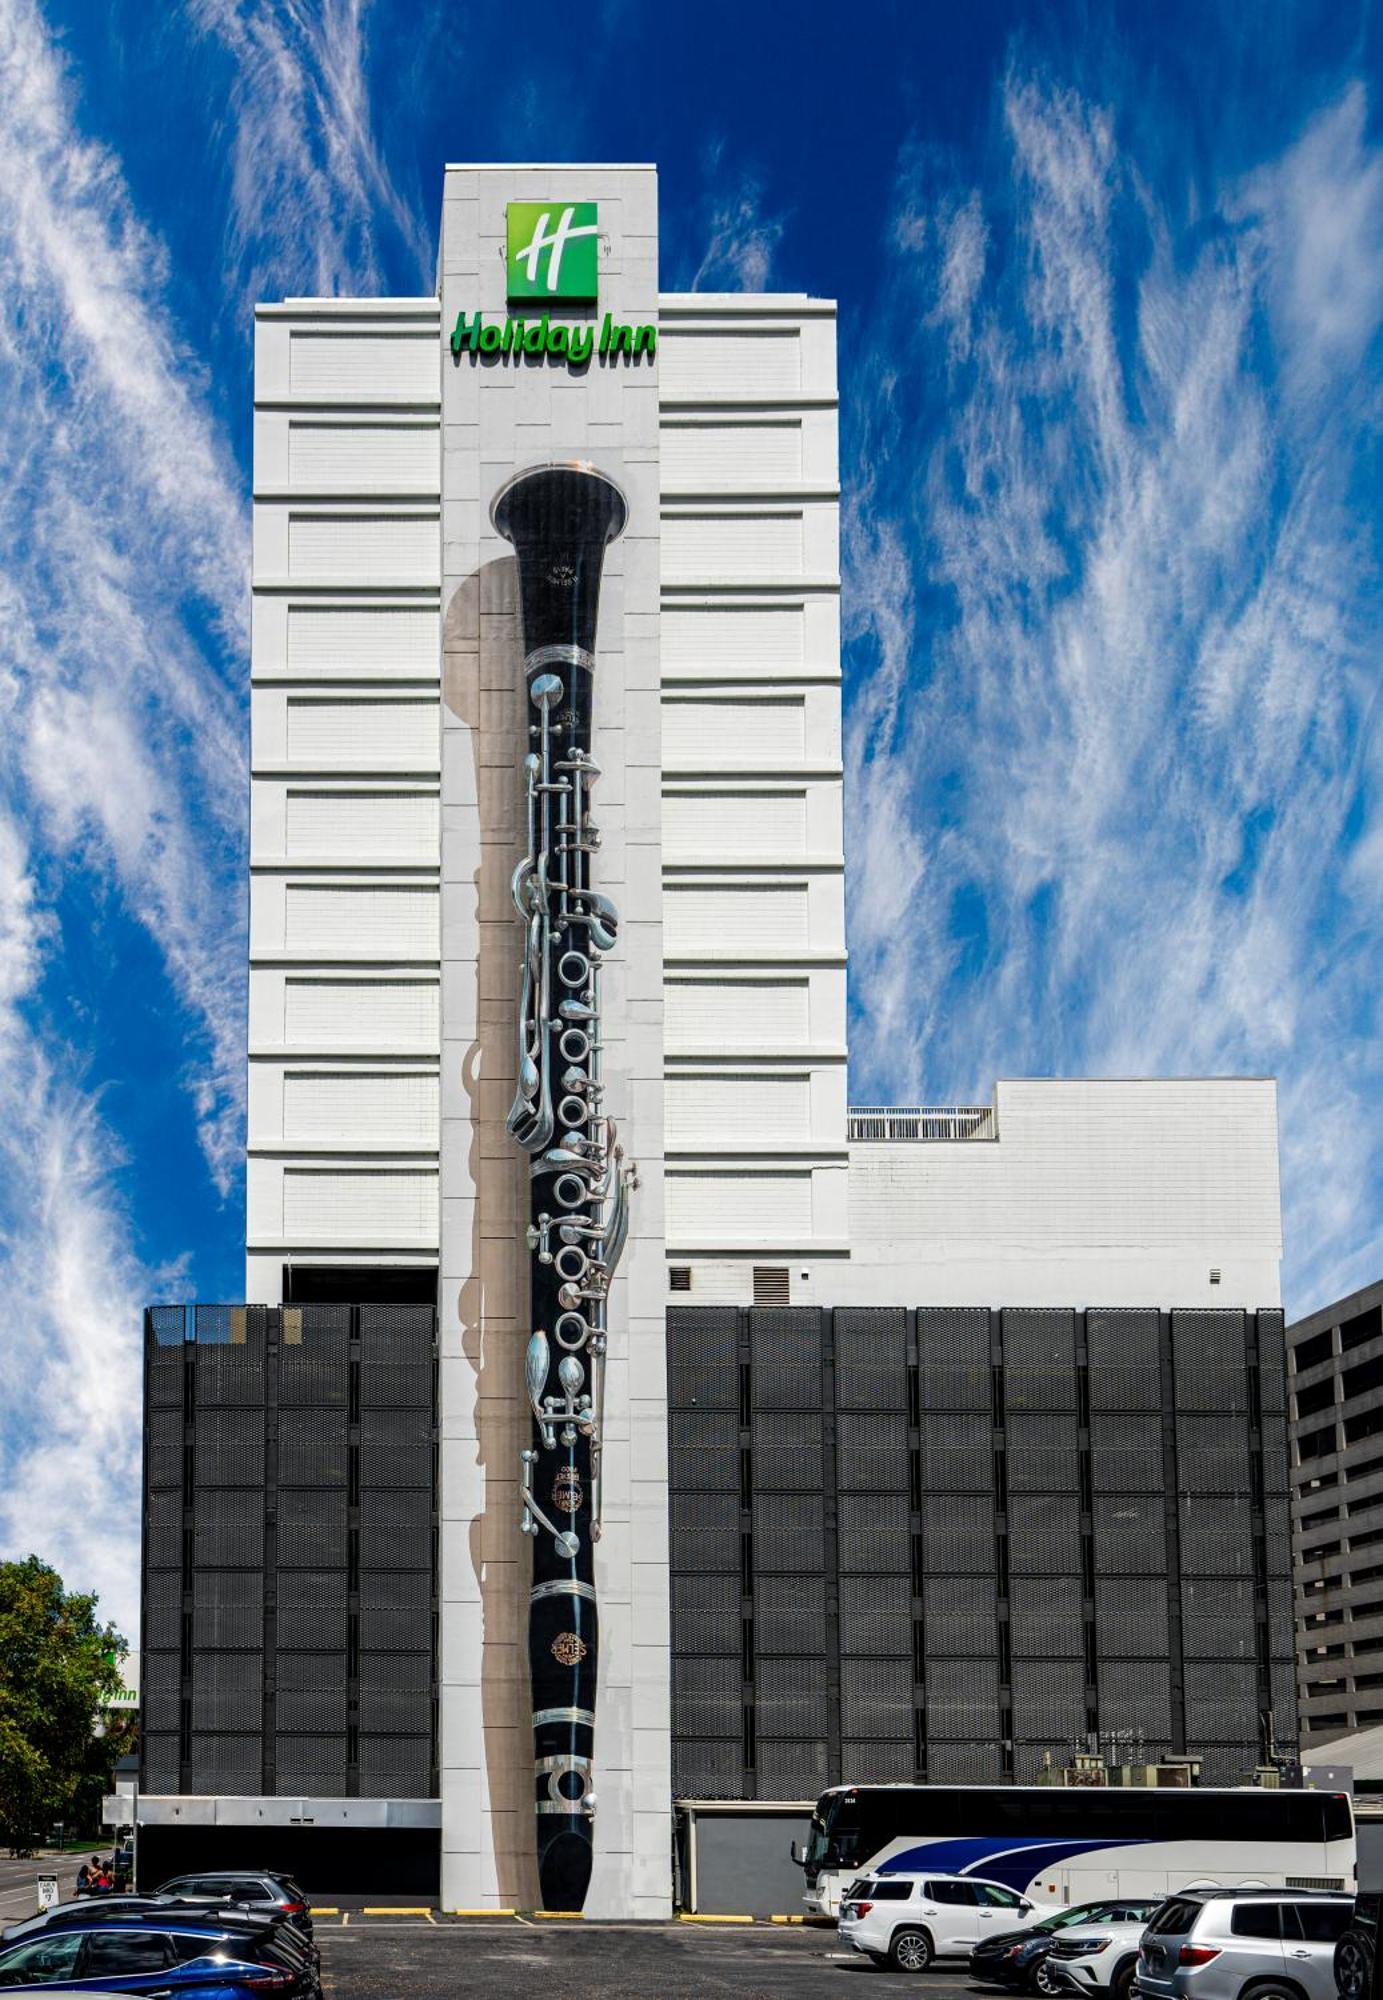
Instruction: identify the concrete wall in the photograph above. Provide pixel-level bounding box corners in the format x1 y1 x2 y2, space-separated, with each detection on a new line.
845 1078 1283 1309
435 164 671 1918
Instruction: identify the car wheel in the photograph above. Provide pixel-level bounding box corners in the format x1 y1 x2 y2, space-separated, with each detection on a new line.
1112 1960 1138 2000
1336 1928 1375 2000
888 1927 935 1973
1238 1982 1306 2000
1033 1957 1062 1996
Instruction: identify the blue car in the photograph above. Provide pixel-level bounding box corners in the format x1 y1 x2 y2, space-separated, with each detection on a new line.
0 1917 314 1995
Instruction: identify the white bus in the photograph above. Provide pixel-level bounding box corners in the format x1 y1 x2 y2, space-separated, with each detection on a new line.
796 1784 1356 1918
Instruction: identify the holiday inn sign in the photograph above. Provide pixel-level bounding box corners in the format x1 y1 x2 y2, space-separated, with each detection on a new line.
449 199 656 367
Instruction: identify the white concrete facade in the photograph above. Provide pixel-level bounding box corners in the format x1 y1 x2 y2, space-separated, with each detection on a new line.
845 1078 1283 1310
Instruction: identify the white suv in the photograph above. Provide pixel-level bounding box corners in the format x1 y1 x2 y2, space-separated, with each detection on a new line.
840 1872 1039 1973
1042 1914 1156 2000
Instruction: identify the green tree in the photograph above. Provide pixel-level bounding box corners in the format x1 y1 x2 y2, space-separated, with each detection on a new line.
0 1557 127 1849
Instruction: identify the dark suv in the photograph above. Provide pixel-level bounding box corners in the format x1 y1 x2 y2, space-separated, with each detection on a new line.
0 1914 318 1995
156 1874 313 1940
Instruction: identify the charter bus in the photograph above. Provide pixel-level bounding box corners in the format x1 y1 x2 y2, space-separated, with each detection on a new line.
796 1784 1356 1917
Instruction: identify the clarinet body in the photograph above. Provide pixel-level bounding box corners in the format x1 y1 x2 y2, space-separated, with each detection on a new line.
492 461 632 1913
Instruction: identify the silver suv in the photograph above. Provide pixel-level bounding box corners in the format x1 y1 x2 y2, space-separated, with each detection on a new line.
1135 1889 1354 2000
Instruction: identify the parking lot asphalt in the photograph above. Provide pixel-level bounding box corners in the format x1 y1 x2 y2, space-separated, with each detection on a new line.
315 1917 982 1998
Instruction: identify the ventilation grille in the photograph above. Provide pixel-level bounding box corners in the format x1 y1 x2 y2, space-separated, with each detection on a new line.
753 1266 790 1306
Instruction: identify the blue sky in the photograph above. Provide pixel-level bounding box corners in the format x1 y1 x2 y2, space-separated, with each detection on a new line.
0 0 1378 1633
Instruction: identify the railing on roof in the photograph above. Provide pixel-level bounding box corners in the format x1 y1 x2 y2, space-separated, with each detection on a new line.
848 1105 996 1142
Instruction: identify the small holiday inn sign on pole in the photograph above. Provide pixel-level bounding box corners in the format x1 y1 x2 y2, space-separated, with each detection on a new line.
449 200 656 367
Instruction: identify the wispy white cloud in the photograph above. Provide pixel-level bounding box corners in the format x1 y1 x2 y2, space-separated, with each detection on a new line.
186 0 432 299
0 0 257 1618
844 73 1383 1313
687 142 787 292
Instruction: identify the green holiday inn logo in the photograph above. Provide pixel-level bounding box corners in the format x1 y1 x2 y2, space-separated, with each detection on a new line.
507 201 600 303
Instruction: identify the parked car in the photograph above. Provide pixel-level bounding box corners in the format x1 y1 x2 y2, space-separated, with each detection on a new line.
0 1904 317 1984
1032 1910 1158 2000
0 1915 317 1995
972 1900 1161 1993
154 1875 313 1941
839 1871 1039 1972
1136 1888 1354 2000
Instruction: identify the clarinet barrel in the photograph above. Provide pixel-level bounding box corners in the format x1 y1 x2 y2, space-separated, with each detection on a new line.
492 462 630 1913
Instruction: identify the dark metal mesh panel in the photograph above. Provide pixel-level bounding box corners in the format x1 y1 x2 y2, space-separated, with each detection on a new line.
839 1657 913 1738
836 1410 909 1490
924 1656 1000 1737
192 1570 262 1650
1009 1659 1086 1741
358 1487 431 1569
1005 1408 1079 1493
143 1571 183 1653
1008 1494 1083 1576
358 1738 431 1799
193 1408 265 1490
918 1308 991 1410
1196 1743 1257 1786
276 1570 349 1652
1093 1495 1168 1576
1095 1578 1171 1657
189 1734 261 1794
669 1407 740 1492
193 1323 265 1407
837 1493 909 1573
748 1309 822 1413
277 1488 348 1569
1184 1661 1257 1742
673 1739 744 1798
756 1657 829 1737
358 1303 435 1356
190 1653 262 1732
920 1409 994 1491
843 1740 915 1781
357 1569 431 1653
277 1696 347 1744
145 1488 183 1572
1087 1365 1163 1412
834 1308 908 1410
192 1490 264 1569
1175 1376 1247 1424
1009 1576 1083 1656
276 1735 349 1793
142 1733 181 1792
1175 1413 1251 1492
926 1739 1004 1782
358 1651 430 1691
756 1573 827 1656
1258 1312 1287 1415
141 1652 182 1738
1002 1310 1077 1411
1171 1310 1248 1412
671 1654 741 1736
357 1687 428 1733
837 1580 911 1658
278 1408 349 1487
1089 1409 1165 1493
921 1508 996 1575
753 1493 825 1574
1178 1493 1254 1577
667 1308 739 1409
752 1409 825 1492
1181 1578 1256 1658
755 1737 829 1795
1269 1661 1297 1737
1097 1659 1173 1738
1086 1310 1161 1369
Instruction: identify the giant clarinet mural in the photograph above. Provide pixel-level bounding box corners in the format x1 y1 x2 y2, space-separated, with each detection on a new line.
492 460 634 1912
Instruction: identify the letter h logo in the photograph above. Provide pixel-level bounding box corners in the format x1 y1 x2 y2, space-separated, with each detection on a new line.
507 201 600 303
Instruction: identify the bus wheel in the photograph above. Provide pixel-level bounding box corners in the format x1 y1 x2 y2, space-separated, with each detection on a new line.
888 1927 934 1973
